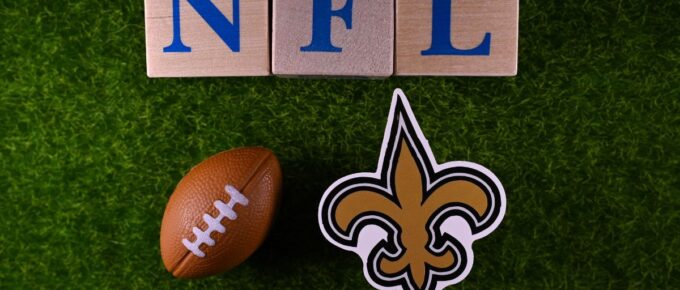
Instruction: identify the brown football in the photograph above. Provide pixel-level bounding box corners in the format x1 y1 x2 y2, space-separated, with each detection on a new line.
160 147 282 278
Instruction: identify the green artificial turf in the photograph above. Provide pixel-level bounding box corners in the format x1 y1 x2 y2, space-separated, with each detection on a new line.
1 0 679 289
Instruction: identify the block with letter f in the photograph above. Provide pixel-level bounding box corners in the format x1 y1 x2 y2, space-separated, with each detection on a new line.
272 0 394 77
144 0 269 77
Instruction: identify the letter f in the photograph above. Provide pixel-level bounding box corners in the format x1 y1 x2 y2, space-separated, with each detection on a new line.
300 0 354 53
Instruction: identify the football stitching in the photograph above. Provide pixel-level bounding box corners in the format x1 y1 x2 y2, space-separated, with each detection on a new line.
182 185 249 258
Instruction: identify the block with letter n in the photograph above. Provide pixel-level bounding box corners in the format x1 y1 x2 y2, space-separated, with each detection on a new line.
395 0 518 76
144 0 269 77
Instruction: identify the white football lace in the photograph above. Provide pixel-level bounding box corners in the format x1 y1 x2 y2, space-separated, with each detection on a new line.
182 184 249 258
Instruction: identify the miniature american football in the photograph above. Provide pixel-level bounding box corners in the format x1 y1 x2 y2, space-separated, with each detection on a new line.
160 147 282 278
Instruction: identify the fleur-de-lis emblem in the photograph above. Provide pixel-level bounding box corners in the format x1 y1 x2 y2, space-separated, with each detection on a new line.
319 89 506 290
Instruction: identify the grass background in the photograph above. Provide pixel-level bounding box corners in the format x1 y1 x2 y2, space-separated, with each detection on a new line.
1 0 679 289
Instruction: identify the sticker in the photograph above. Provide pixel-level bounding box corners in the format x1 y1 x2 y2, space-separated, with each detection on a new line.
318 89 506 289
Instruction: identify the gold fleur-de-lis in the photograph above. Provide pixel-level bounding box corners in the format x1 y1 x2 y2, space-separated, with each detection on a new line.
333 139 489 289
319 89 505 290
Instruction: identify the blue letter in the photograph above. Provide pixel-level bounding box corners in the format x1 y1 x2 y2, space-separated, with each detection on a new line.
300 0 353 53
421 0 490 56
164 0 240 53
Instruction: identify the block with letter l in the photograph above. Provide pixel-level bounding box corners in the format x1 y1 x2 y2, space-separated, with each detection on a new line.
145 0 269 77
272 0 394 77
396 0 518 76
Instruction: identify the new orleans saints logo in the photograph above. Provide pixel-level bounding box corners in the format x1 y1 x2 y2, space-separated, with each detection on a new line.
318 89 506 290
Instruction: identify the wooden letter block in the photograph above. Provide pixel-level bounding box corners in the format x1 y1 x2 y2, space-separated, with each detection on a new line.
145 0 269 77
272 0 394 77
395 0 518 76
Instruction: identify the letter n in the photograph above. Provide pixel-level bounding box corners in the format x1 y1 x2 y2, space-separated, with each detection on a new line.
164 0 240 53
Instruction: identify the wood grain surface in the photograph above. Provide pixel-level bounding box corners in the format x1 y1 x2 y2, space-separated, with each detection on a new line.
145 0 270 77
272 0 394 77
395 0 518 76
